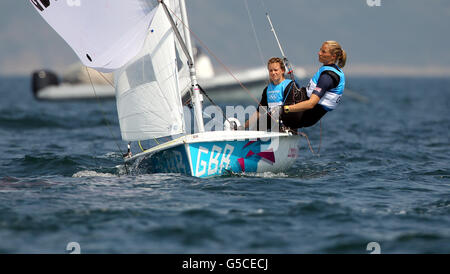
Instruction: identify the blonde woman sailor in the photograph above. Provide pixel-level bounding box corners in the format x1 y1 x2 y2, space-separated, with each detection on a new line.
282 41 347 129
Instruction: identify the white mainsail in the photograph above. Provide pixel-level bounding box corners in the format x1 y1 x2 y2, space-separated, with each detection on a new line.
31 0 159 72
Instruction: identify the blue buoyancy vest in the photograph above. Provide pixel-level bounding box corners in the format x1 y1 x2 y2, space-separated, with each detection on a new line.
266 79 292 110
306 65 345 111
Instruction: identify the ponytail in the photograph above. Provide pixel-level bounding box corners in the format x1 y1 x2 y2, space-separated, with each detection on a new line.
338 49 347 68
325 40 347 68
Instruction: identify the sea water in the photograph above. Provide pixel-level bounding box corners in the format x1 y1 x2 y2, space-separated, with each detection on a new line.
0 76 448 253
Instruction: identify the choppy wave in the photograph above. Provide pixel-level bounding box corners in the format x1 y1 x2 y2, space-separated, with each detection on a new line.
0 114 65 129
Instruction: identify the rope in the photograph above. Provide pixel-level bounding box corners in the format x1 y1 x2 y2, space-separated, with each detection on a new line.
318 120 322 154
244 0 267 69
85 67 129 175
98 72 114 87
297 132 317 156
260 0 269 16
297 120 323 156
197 84 232 125
138 141 145 152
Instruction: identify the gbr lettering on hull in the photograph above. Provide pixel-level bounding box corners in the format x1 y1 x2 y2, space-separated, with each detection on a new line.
195 144 234 177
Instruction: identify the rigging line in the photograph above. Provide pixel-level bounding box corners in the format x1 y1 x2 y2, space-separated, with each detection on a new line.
297 132 317 156
165 4 279 125
297 120 323 157
86 67 130 175
260 0 269 15
260 0 285 57
318 120 322 154
261 0 297 82
138 140 145 152
137 137 163 153
244 0 267 69
98 72 114 87
197 84 232 125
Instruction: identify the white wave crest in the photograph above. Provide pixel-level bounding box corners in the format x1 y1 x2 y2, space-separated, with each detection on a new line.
72 170 116 178
242 172 289 178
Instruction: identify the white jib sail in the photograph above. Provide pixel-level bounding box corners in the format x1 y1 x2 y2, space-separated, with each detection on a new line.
30 0 159 72
115 3 185 141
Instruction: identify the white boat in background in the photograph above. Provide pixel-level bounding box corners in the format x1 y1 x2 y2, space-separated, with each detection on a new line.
32 63 114 100
32 46 306 101
31 0 302 178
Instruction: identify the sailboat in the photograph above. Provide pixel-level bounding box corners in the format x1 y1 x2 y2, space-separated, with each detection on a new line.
31 0 302 178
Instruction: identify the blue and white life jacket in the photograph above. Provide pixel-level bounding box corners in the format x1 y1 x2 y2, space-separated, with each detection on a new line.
306 65 345 111
267 79 292 111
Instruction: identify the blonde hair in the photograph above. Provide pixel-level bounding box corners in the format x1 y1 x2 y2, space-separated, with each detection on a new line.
325 41 347 68
267 57 286 72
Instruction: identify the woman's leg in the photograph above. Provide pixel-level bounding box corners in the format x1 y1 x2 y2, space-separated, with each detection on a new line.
296 105 327 128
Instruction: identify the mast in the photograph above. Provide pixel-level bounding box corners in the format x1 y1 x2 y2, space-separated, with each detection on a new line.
159 0 205 133
179 0 194 66
265 12 296 83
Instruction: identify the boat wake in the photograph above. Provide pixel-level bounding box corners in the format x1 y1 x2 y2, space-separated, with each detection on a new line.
223 171 289 178
72 170 117 178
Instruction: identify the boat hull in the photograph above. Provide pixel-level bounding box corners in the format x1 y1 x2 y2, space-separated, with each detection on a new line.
127 131 301 178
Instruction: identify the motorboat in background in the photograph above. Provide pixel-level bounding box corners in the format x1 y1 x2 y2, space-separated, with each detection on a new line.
31 64 115 100
31 47 307 101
